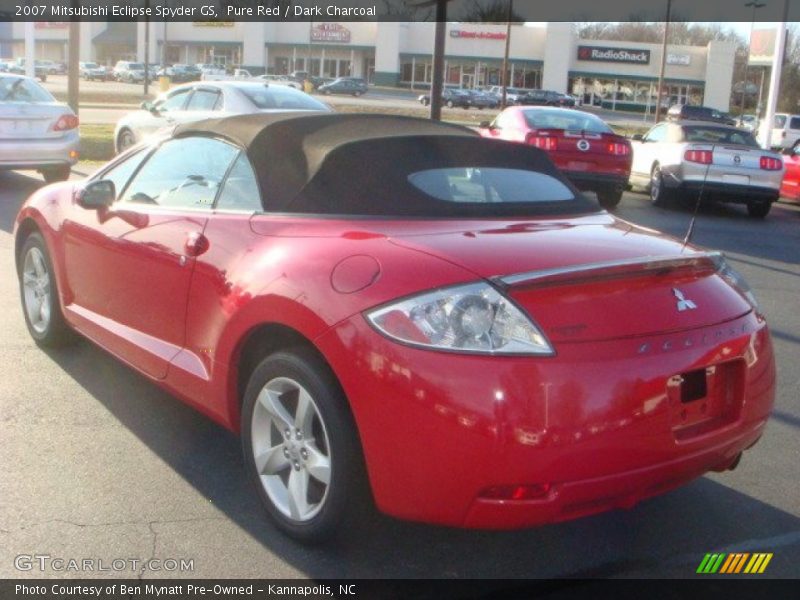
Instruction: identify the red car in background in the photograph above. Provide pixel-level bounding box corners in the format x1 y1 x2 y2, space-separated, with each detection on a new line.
780 146 800 202
479 106 632 209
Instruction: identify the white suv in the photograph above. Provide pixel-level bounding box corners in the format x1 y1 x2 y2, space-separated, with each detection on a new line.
765 113 800 150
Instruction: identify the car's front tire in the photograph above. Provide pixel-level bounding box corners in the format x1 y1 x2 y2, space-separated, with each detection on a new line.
116 128 136 154
241 348 368 543
649 164 674 207
18 232 75 347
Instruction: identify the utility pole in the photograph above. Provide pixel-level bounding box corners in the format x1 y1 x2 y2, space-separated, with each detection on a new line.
654 0 672 123
739 1 766 119
24 21 35 78
144 0 150 96
67 20 79 115
429 1 447 121
501 0 513 109
759 0 789 149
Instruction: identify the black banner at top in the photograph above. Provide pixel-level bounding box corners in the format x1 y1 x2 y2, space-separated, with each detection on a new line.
0 0 798 22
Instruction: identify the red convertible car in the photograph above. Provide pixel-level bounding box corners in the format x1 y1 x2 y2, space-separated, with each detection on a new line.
15 113 775 542
478 106 632 210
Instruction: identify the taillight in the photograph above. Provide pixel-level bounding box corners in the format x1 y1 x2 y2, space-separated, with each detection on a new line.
760 156 782 170
606 141 631 156
684 149 713 164
52 114 79 132
526 133 558 151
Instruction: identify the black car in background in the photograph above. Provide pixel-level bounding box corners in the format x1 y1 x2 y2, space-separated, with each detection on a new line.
418 88 473 109
666 104 737 126
467 89 500 109
317 77 368 96
518 89 575 107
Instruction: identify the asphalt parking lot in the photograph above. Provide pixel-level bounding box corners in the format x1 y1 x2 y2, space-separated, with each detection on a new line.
0 168 798 579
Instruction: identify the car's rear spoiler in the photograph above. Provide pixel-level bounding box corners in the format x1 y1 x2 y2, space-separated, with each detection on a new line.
492 251 723 289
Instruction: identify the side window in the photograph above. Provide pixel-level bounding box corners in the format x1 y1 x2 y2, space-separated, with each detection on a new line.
98 149 151 200
645 124 667 143
157 89 191 112
186 89 221 112
790 117 800 130
120 137 239 209
215 153 262 211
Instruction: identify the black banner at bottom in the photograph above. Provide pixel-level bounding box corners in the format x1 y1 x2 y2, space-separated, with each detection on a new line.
0 579 796 600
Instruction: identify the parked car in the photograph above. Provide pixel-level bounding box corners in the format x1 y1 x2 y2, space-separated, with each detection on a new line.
518 89 575 107
14 112 775 543
255 74 303 89
666 104 737 126
478 106 632 209
113 81 331 153
79 62 111 82
418 88 472 109
316 77 367 96
113 61 146 83
8 59 47 82
0 74 78 182
629 120 783 217
466 89 499 110
779 144 800 202
486 85 526 104
737 114 758 132
764 113 800 151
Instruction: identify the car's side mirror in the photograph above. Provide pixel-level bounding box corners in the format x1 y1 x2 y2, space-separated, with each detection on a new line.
631 134 644 142
78 180 115 209
140 101 159 115
479 121 492 129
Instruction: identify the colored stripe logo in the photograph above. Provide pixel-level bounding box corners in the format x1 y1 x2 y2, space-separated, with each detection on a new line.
697 552 773 574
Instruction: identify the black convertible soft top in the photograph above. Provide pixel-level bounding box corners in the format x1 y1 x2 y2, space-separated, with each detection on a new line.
173 112 597 216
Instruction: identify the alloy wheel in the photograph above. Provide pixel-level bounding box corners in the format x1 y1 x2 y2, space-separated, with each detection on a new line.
250 376 332 522
22 247 52 335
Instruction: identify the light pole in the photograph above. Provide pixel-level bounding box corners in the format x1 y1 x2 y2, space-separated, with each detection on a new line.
654 0 672 124
500 0 513 109
739 1 766 119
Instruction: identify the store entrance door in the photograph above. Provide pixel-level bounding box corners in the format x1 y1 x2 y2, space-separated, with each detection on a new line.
461 73 474 89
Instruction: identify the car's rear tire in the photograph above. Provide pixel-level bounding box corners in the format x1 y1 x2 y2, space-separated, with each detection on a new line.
747 200 772 218
649 164 673 207
241 348 369 543
116 128 136 154
18 232 75 347
42 166 71 183
597 190 623 210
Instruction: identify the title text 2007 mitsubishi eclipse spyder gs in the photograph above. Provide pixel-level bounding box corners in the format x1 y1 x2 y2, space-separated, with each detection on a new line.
15 113 775 542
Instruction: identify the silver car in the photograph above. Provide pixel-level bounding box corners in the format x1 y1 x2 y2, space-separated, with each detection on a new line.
0 74 79 183
113 81 331 153
629 120 784 218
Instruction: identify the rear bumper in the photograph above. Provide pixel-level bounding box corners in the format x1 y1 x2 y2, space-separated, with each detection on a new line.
316 310 775 529
672 180 779 203
464 422 763 528
0 131 79 170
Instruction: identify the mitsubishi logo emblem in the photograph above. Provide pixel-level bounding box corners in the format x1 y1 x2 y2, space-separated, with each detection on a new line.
673 288 697 311
734 155 741 164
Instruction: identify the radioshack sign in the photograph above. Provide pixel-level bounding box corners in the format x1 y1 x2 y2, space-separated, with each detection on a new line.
577 46 651 65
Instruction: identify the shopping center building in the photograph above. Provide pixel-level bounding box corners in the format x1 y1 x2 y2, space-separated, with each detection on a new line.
4 21 735 111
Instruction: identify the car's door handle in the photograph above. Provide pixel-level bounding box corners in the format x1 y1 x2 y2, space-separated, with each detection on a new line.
184 232 209 258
